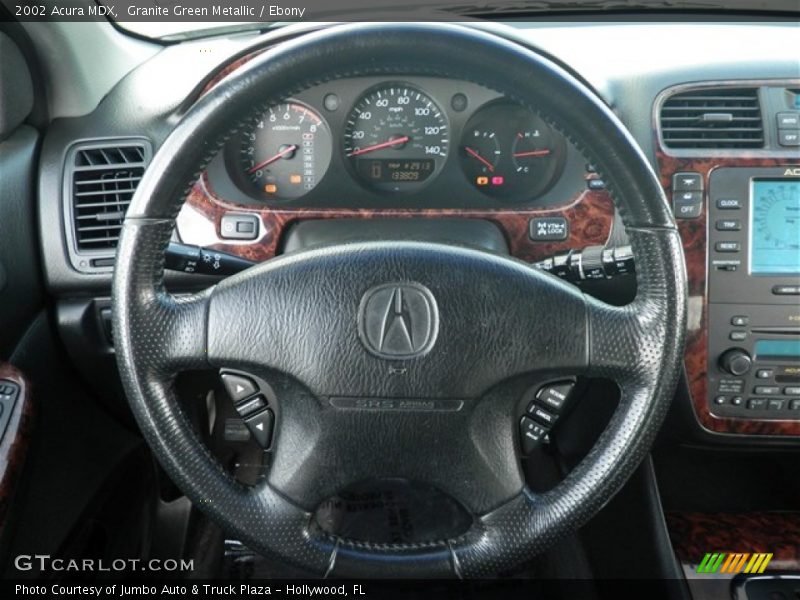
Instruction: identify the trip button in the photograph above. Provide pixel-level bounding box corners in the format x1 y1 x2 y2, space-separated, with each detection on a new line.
220 213 260 240
716 219 741 231
221 373 259 404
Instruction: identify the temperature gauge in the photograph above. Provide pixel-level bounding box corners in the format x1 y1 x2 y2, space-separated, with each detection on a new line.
459 102 565 201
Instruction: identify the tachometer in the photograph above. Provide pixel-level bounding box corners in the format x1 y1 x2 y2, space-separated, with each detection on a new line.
344 85 449 192
238 101 332 201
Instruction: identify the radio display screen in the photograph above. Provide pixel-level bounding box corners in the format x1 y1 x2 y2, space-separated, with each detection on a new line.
755 339 800 360
750 179 800 275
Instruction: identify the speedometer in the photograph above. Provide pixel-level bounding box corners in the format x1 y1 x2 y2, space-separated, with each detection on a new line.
343 85 449 192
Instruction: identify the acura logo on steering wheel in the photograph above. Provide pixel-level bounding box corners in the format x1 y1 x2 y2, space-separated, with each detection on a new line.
358 283 439 359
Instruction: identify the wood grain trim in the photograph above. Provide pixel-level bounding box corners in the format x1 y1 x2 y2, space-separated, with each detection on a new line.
178 173 614 264
666 511 800 574
0 364 34 531
655 150 800 436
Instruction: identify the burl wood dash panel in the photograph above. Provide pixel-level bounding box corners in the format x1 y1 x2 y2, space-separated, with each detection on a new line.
0 363 33 531
655 151 800 436
180 174 614 264
666 511 800 573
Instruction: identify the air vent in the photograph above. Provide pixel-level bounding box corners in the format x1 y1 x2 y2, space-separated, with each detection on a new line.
68 141 149 254
660 88 764 149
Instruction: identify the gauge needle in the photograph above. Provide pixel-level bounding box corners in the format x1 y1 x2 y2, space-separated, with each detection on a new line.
464 146 495 172
513 149 552 158
348 135 410 157
247 144 298 174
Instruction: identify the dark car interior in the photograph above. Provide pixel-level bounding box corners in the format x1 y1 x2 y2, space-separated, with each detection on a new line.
0 4 798 598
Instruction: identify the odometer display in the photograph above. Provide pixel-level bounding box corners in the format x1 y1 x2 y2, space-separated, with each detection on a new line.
344 85 449 192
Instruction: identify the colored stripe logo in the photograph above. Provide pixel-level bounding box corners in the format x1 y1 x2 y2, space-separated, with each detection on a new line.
696 552 773 574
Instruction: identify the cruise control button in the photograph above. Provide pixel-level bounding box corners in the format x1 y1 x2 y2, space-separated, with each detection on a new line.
245 409 274 449
535 382 574 412
519 416 548 454
221 373 258 404
531 406 557 426
220 213 259 240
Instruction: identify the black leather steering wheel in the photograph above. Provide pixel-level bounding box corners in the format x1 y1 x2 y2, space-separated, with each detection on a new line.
112 23 687 578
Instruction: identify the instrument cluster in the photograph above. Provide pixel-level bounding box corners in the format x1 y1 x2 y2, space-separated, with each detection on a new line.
207 77 583 208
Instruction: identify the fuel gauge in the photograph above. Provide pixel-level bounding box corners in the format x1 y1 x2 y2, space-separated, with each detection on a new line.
459 102 565 201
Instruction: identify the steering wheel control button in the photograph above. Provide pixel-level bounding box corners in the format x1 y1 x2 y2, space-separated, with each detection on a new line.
245 409 274 449
529 217 569 241
221 373 258 404
236 395 267 418
519 416 548 454
223 419 251 443
673 172 703 192
358 283 439 359
535 382 574 411
220 213 260 240
530 406 557 426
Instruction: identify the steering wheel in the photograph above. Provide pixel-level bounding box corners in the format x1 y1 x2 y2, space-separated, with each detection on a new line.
112 22 687 578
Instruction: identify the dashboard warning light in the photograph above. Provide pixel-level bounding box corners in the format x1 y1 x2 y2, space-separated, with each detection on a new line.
290 174 302 184
491 176 504 186
476 176 489 186
264 184 278 194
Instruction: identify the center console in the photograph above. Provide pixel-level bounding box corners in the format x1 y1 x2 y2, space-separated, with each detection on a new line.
706 168 800 420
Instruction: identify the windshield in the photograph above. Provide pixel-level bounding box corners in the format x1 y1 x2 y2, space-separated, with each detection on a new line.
103 0 800 40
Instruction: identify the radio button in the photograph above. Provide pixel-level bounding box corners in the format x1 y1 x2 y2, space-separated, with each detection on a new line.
714 395 727 405
716 219 741 231
756 369 774 379
790 399 800 410
747 398 767 410
729 331 747 341
773 285 800 295
767 399 785 411
731 316 749 326
715 242 740 253
719 349 752 376
754 386 780 395
716 198 742 210
784 387 800 396
673 172 703 191
731 396 743 406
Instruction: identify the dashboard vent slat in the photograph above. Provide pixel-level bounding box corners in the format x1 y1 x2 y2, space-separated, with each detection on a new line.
67 141 149 253
660 88 764 149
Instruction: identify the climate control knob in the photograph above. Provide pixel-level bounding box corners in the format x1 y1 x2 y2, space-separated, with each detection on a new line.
718 348 752 376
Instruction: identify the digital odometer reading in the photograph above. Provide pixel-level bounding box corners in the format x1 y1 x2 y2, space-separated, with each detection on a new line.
344 85 448 192
354 159 435 184
750 179 800 275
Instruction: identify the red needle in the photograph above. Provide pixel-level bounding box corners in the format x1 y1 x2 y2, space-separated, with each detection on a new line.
464 146 495 172
348 135 410 157
247 144 298 174
513 149 552 158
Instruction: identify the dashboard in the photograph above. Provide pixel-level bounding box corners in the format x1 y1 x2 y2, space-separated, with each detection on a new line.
207 76 581 209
